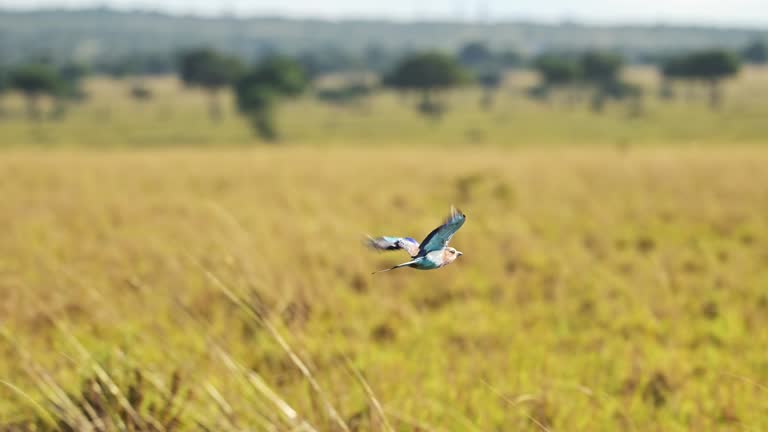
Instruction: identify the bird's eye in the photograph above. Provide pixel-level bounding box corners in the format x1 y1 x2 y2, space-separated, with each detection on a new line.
450 250 455 254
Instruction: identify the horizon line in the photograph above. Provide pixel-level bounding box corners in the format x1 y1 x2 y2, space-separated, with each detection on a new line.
1 5 767 31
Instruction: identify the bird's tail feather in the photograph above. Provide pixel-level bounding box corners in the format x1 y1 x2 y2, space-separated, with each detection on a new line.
372 259 417 275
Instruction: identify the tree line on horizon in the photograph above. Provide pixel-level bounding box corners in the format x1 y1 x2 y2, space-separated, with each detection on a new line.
0 39 765 141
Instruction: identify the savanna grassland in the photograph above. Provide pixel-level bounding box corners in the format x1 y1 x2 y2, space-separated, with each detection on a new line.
1 70 768 431
1 67 768 149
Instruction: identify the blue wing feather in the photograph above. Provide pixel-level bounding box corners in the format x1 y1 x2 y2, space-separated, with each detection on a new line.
367 236 420 257
418 207 466 255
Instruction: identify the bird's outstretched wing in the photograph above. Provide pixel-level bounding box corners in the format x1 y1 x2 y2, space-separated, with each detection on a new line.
366 236 420 257
418 206 466 255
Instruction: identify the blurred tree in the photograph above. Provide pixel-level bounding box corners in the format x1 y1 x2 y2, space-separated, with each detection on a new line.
579 51 625 112
9 63 61 119
661 58 689 80
296 52 328 80
742 40 768 64
497 50 523 68
458 42 522 111
178 48 245 121
533 54 581 86
51 62 88 118
58 63 88 94
580 51 623 84
383 52 470 119
478 70 502 110
662 50 741 109
689 50 741 109
530 54 580 102
459 41 493 67
234 57 307 141
594 79 644 116
532 52 637 113
659 58 683 100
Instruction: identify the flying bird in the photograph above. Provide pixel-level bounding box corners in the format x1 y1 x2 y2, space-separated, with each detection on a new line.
367 206 466 274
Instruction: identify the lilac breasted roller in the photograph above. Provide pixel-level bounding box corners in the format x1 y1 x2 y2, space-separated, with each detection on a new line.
367 206 466 274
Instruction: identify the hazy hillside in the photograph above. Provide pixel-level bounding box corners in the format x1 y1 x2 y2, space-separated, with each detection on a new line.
0 8 766 64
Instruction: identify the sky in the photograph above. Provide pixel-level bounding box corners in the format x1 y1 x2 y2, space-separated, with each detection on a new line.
3 0 768 28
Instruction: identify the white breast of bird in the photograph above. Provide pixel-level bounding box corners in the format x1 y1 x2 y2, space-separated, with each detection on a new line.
425 250 447 266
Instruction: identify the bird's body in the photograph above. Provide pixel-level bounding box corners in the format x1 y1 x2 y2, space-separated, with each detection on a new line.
404 250 454 270
367 206 466 274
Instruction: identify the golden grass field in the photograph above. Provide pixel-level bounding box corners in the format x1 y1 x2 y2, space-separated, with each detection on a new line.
0 70 767 431
1 148 767 431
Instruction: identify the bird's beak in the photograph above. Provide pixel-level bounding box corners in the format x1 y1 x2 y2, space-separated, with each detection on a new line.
457 251 464 256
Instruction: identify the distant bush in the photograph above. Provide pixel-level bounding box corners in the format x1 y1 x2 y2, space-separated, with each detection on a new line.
57 62 89 103
177 48 244 121
661 49 741 108
130 84 153 101
9 63 62 119
531 51 637 112
533 54 581 86
235 56 308 141
384 51 470 119
580 51 623 84
458 42 494 68
477 70 503 109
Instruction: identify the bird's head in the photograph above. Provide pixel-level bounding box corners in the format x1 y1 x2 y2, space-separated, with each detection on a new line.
445 247 464 264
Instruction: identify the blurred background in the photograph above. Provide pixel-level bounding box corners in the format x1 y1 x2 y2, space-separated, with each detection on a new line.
0 0 767 146
1 1 767 431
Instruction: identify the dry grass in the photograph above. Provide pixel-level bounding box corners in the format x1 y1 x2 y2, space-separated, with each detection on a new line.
0 147 767 430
